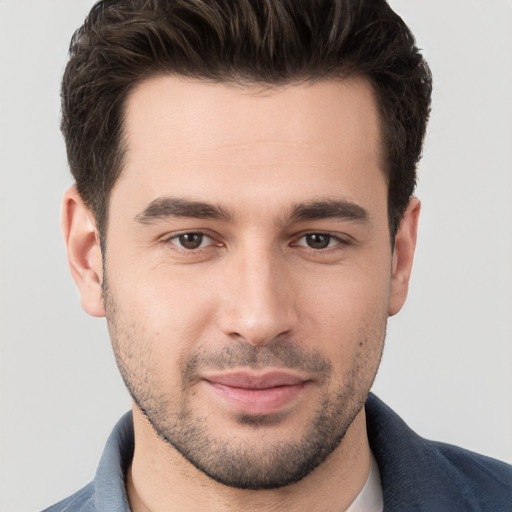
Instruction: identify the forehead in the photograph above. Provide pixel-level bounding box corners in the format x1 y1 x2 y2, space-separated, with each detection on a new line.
114 75 385 218
124 75 382 158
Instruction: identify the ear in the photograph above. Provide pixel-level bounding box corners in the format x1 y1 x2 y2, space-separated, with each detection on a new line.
61 186 105 317
388 197 421 317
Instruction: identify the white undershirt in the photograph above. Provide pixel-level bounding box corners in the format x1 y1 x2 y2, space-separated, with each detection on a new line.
345 451 383 512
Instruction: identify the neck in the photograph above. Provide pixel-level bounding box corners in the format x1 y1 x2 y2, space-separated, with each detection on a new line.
127 405 371 512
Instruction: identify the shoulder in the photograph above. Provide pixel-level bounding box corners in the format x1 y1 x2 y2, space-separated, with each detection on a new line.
426 439 512 499
40 412 134 512
365 394 512 510
40 483 95 512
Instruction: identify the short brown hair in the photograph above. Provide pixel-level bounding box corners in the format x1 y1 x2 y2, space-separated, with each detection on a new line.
61 0 432 239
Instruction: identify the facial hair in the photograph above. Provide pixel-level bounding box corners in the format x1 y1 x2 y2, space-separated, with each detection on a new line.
103 277 385 490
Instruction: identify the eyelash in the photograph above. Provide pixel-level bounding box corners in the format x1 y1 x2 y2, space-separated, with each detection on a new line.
292 232 351 251
163 230 352 255
164 230 221 253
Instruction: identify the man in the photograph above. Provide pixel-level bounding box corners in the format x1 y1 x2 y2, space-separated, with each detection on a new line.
44 0 512 510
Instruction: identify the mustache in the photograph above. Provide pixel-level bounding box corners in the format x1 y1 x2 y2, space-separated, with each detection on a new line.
181 339 332 384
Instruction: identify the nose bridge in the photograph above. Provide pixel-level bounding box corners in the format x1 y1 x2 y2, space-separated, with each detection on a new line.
217 242 298 345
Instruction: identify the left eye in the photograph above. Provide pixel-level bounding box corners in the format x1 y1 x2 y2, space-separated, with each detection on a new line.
296 234 338 249
170 233 213 250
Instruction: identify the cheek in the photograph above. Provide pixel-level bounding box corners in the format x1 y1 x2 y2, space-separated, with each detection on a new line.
310 297 387 398
303 258 391 326
105 264 214 374
298 260 390 367
116 259 217 324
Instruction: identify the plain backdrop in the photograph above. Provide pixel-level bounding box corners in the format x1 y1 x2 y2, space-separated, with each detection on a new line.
1 1 511 511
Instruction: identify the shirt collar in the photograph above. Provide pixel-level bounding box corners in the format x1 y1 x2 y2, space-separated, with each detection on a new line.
94 411 134 511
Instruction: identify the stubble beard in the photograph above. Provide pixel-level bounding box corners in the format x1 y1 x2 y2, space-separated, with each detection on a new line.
103 279 386 490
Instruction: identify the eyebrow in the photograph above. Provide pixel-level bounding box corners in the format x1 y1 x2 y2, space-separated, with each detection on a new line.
289 200 369 224
134 197 233 224
134 197 369 225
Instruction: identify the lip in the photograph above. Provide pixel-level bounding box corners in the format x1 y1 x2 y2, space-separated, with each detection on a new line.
202 370 310 416
204 370 306 389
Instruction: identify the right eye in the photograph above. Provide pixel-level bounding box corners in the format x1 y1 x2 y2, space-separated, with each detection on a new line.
168 232 214 250
298 233 335 249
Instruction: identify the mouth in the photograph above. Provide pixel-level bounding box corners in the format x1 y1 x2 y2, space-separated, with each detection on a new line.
202 370 311 416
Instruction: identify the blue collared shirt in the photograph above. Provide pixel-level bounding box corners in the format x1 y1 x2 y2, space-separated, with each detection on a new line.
42 394 512 511
43 411 134 512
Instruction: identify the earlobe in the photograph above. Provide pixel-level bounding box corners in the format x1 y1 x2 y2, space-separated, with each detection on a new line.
61 186 106 317
388 198 421 317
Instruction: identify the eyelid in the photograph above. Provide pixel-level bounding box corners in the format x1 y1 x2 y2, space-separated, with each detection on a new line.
163 229 222 251
160 229 353 254
291 231 353 248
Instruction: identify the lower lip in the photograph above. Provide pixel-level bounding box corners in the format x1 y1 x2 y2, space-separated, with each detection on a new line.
205 381 307 416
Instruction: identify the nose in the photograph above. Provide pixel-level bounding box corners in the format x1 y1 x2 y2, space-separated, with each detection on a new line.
216 246 299 346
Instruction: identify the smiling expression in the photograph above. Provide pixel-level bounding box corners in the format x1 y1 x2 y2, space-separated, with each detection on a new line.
72 75 416 489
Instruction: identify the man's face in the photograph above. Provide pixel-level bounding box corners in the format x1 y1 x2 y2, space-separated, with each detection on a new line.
94 76 409 489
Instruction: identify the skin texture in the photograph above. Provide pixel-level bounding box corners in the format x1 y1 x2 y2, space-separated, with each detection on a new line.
62 76 420 511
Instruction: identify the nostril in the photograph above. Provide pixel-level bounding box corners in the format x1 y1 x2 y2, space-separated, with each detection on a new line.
217 307 298 347
216 254 298 345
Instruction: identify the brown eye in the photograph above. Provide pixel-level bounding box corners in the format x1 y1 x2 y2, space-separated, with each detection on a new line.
176 233 206 249
304 234 332 249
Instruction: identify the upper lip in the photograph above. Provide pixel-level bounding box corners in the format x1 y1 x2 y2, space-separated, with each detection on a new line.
203 370 307 389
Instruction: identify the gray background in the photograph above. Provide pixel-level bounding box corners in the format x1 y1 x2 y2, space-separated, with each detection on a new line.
1 1 511 511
